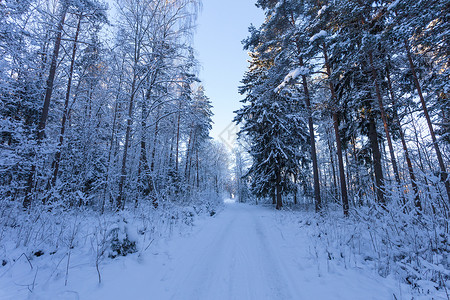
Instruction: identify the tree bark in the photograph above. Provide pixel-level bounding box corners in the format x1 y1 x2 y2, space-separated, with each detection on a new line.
23 5 68 209
50 13 82 189
185 127 197 191
298 56 321 212
116 71 138 210
143 69 160 202
293 173 298 205
275 168 282 210
345 148 352 203
150 101 160 174
185 127 193 182
367 112 385 204
323 43 349 216
351 136 363 206
175 107 181 174
37 5 68 141
137 96 150 207
386 66 421 210
196 149 200 189
327 126 338 202
405 40 450 203
410 107 433 201
368 51 401 188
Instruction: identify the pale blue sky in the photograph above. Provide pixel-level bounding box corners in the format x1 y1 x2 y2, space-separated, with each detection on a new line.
193 1 264 142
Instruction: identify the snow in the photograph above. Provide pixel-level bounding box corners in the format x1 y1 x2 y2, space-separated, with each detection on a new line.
274 67 309 93
274 1 283 10
0 201 425 299
317 5 328 17
309 30 328 43
388 0 400 11
223 198 236 204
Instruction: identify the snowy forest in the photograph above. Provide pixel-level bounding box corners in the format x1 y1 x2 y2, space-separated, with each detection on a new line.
0 0 449 299
234 0 449 297
0 0 229 211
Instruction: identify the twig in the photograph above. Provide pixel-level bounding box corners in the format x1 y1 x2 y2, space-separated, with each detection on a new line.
144 239 154 251
17 253 33 270
96 259 102 284
439 272 450 300
29 267 38 293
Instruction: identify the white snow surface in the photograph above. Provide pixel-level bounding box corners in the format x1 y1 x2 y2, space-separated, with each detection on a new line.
0 202 424 299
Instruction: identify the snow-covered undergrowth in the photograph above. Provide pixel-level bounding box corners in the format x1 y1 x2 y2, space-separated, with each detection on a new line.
285 203 450 299
0 194 222 297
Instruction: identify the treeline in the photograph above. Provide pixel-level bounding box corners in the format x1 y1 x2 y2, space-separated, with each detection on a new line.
0 0 229 211
235 0 449 214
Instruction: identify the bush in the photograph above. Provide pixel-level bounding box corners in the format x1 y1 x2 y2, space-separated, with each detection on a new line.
108 220 137 259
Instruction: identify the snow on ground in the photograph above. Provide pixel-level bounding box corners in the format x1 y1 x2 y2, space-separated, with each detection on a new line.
0 201 432 299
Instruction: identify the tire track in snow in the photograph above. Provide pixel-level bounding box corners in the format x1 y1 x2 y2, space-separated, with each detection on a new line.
162 203 304 300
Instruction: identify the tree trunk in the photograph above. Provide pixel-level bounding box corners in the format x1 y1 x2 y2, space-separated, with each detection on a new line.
351 136 363 206
293 173 298 205
386 66 421 210
327 126 338 202
367 112 385 204
196 149 200 189
50 14 82 189
116 71 138 210
215 175 219 194
368 51 401 188
175 107 181 174
185 127 193 182
185 128 196 191
37 5 68 141
150 115 158 173
405 40 450 203
23 5 68 209
298 56 321 212
148 106 158 208
323 43 349 216
345 148 352 203
410 107 433 201
137 96 150 207
102 54 125 213
103 92 119 212
144 69 160 202
276 169 282 210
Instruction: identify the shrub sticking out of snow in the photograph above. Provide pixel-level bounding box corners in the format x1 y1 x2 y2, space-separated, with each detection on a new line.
0 193 224 294
303 203 450 297
107 218 137 259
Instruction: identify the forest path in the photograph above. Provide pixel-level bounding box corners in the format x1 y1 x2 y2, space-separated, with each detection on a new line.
158 201 303 300
31 201 401 299
125 201 398 300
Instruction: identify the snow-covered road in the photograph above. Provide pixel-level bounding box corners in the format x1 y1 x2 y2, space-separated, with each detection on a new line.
160 201 304 300
81 201 401 300
22 201 406 299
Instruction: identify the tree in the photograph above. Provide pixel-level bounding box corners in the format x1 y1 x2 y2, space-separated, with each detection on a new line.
114 0 200 209
236 32 310 209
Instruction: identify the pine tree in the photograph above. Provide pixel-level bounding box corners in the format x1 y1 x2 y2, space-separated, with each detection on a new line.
236 26 310 209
